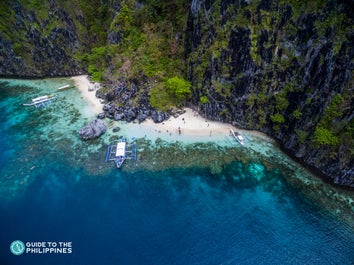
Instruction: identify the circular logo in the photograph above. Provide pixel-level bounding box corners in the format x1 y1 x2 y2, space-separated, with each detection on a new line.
10 240 25 255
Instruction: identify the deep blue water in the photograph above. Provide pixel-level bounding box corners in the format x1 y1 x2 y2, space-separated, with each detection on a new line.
0 79 353 265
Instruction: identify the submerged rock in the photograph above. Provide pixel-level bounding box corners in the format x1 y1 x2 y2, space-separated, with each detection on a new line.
78 119 107 140
112 126 120 132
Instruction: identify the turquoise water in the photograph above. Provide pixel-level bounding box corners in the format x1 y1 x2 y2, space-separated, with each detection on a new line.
0 78 353 265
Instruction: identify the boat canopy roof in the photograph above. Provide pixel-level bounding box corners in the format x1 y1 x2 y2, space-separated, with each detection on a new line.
116 142 126 157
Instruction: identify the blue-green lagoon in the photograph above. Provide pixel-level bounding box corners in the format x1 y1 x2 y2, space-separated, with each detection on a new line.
0 78 353 265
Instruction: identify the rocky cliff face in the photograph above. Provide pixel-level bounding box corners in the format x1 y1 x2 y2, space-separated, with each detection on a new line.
185 0 353 187
0 1 92 76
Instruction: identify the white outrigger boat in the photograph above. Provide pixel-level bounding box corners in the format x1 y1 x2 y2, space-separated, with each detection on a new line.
57 84 70 90
23 95 56 108
230 129 245 146
114 137 127 168
105 136 137 168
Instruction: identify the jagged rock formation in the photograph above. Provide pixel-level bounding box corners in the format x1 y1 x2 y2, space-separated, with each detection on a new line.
185 0 353 187
78 119 107 140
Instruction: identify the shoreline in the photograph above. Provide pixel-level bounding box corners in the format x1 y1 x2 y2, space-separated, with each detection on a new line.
141 108 235 138
71 75 271 143
71 75 103 115
70 76 354 191
71 77 353 191
122 109 273 146
53 75 354 192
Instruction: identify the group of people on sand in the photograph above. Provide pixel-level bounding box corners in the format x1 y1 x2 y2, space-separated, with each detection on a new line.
154 115 214 137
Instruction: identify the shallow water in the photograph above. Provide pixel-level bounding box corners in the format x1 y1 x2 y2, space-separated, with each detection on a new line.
0 78 353 265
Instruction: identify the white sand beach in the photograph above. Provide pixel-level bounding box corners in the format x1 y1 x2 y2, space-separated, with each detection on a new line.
142 108 234 137
71 75 103 114
117 108 234 144
71 75 271 144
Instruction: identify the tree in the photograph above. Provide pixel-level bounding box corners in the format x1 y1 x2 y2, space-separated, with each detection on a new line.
165 76 191 101
200 95 209 104
312 126 339 146
270 113 285 123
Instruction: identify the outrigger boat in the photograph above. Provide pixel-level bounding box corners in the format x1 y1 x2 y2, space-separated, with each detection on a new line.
230 129 245 146
57 84 70 90
105 136 137 168
23 95 56 108
115 137 127 168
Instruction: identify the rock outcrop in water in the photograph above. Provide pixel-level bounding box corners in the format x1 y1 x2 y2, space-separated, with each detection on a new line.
78 119 106 140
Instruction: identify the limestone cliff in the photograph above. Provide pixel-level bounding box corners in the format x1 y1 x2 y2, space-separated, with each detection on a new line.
0 0 113 76
184 0 353 187
0 0 353 187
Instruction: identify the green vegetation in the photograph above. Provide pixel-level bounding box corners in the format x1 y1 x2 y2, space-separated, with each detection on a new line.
257 109 267 127
77 0 111 46
279 0 327 19
319 94 343 128
292 109 302 120
149 76 191 111
312 126 339 146
314 11 347 54
274 93 289 111
257 93 268 105
12 43 23 56
270 113 285 124
149 83 174 111
0 3 16 39
85 46 107 81
309 94 344 147
246 95 256 107
200 95 209 104
212 80 232 98
295 129 308 144
270 112 285 131
165 76 192 101
95 0 190 109
305 93 342 144
250 30 261 65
